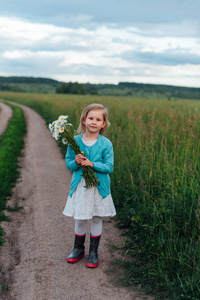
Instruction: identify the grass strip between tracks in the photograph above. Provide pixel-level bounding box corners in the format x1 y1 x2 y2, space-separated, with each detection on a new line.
0 102 26 245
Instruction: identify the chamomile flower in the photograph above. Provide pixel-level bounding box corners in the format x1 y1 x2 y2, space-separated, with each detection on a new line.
62 138 68 145
48 123 53 132
52 120 57 126
58 115 68 121
53 131 60 140
55 121 60 129
59 127 64 133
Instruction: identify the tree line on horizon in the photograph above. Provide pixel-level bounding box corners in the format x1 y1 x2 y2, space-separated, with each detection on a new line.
0 76 199 99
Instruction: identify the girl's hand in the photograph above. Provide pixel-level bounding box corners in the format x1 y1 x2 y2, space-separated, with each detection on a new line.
75 154 85 165
81 157 94 168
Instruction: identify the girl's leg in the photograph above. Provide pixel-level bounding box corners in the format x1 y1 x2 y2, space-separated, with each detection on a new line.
67 219 87 263
90 216 102 236
87 216 102 268
75 219 87 236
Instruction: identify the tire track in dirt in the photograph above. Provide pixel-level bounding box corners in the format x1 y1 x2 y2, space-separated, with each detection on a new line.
0 102 13 135
0 101 153 300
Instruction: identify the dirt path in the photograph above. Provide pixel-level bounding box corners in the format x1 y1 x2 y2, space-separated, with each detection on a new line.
0 102 13 135
0 101 153 300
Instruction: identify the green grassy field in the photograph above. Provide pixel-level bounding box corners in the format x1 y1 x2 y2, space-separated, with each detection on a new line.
0 91 200 299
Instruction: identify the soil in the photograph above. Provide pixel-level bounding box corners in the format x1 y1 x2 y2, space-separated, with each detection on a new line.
0 101 153 300
0 102 13 135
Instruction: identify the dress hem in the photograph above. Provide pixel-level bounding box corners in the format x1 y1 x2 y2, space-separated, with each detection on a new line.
62 212 116 220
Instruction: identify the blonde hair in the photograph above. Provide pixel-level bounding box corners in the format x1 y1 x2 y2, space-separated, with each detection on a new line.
77 103 110 135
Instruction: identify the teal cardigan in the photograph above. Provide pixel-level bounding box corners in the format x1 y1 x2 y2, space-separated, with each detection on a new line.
65 133 114 198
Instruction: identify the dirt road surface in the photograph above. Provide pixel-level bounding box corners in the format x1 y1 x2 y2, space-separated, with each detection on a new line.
0 101 153 300
0 102 13 135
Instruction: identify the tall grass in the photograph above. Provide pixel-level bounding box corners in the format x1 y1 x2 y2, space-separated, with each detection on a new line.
108 101 200 299
0 92 200 299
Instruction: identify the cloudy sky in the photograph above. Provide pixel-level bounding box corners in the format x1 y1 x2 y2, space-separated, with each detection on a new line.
0 0 200 87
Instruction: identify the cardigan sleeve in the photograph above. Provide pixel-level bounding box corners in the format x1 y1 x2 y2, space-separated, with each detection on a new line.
92 143 114 174
65 145 80 171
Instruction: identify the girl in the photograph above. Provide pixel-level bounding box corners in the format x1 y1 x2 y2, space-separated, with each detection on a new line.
63 103 116 268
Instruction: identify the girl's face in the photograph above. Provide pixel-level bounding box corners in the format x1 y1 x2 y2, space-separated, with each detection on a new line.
83 109 106 134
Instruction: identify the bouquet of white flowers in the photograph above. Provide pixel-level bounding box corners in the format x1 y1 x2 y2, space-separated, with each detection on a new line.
49 115 99 188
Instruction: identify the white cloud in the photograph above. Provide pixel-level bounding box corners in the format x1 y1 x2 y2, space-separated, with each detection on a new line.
0 15 199 87
3 50 33 59
0 16 72 42
54 64 200 88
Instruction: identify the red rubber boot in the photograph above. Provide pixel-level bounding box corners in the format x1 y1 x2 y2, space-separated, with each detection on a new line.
67 234 85 263
86 235 101 268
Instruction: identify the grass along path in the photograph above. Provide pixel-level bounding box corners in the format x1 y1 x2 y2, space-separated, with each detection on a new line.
0 101 26 245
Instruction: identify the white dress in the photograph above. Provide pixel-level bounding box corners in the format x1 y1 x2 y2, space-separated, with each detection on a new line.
63 139 116 220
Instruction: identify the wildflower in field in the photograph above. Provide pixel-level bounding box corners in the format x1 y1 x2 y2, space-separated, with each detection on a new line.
49 116 99 188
